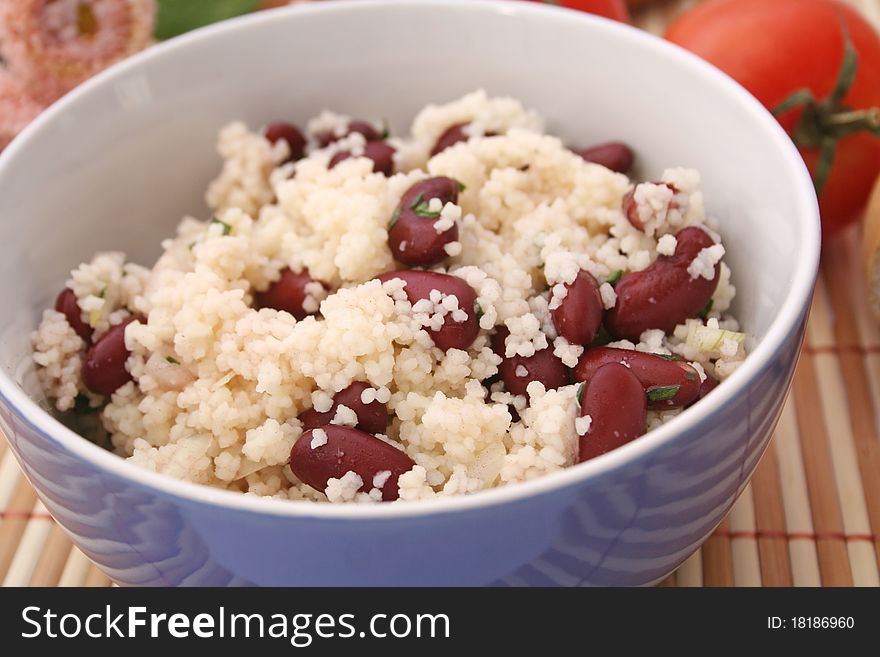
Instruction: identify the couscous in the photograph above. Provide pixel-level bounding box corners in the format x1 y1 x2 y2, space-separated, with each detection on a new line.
32 91 747 503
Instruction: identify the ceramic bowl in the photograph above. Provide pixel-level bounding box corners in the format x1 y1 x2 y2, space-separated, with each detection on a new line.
0 0 819 586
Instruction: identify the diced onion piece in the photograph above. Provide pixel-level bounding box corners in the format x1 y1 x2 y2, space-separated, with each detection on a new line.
236 458 267 479
686 324 746 358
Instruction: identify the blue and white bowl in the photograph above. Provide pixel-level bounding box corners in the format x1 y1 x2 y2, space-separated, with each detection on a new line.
0 0 819 586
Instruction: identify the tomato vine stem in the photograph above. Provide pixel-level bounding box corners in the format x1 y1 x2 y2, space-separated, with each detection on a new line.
772 19 879 195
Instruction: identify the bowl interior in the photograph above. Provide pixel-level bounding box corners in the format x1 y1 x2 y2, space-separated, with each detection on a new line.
0 1 815 472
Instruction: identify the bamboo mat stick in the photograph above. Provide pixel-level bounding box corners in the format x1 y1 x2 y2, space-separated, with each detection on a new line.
750 440 794 586
807 276 880 585
675 549 703 587
3 500 54 587
794 302 854 585
823 235 880 574
0 476 39 581
848 233 880 437
28 524 74 587
702 518 734 586
84 564 112 588
58 548 93 587
0 449 22 511
728 484 762 586
656 573 676 587
773 396 822 586
852 0 880 24
634 0 696 35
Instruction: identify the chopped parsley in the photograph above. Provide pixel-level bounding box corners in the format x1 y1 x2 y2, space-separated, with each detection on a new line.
73 394 97 415
606 270 624 286
165 356 180 365
590 325 614 347
646 385 680 402
211 217 233 235
455 179 466 192
389 205 402 229
98 286 107 299
380 119 391 140
698 299 714 320
475 303 484 320
655 353 683 362
685 371 697 382
410 193 442 219
576 382 586 405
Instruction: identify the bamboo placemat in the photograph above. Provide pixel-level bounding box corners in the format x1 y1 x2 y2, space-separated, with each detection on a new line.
1 0 879 588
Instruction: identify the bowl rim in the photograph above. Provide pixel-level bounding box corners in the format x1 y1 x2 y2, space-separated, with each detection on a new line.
0 0 820 520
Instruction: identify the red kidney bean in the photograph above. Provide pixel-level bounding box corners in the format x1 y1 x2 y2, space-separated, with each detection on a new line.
81 316 141 396
574 347 700 409
430 123 499 156
622 182 677 231
431 123 469 156
578 362 647 462
255 268 325 320
55 288 92 343
329 141 395 176
388 177 460 267
699 373 720 399
491 327 569 396
264 121 306 162
606 226 720 341
377 270 479 351
685 371 720 409
316 120 383 147
574 141 634 174
298 381 388 434
290 425 415 502
550 270 604 347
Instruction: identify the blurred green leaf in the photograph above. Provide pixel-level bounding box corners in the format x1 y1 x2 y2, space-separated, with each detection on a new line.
155 0 262 40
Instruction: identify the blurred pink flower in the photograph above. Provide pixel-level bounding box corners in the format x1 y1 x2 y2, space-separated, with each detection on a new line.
0 0 156 105
0 68 47 150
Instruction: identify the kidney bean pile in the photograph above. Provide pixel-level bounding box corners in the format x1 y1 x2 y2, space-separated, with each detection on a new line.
51 114 729 503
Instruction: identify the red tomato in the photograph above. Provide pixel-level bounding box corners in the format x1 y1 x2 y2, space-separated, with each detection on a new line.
667 0 880 238
526 0 631 24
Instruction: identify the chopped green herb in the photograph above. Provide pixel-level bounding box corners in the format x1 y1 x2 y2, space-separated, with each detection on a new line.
655 353 683 362
188 242 196 251
590 325 614 347
408 192 442 218
455 179 466 192
685 371 697 382
475 303 484 320
73 394 96 415
98 286 107 299
698 298 715 320
121 269 128 278
166 356 180 365
389 205 402 229
576 382 586 405
380 119 391 140
606 270 624 286
211 217 233 235
537 262 545 270
412 200 442 219
646 385 680 402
